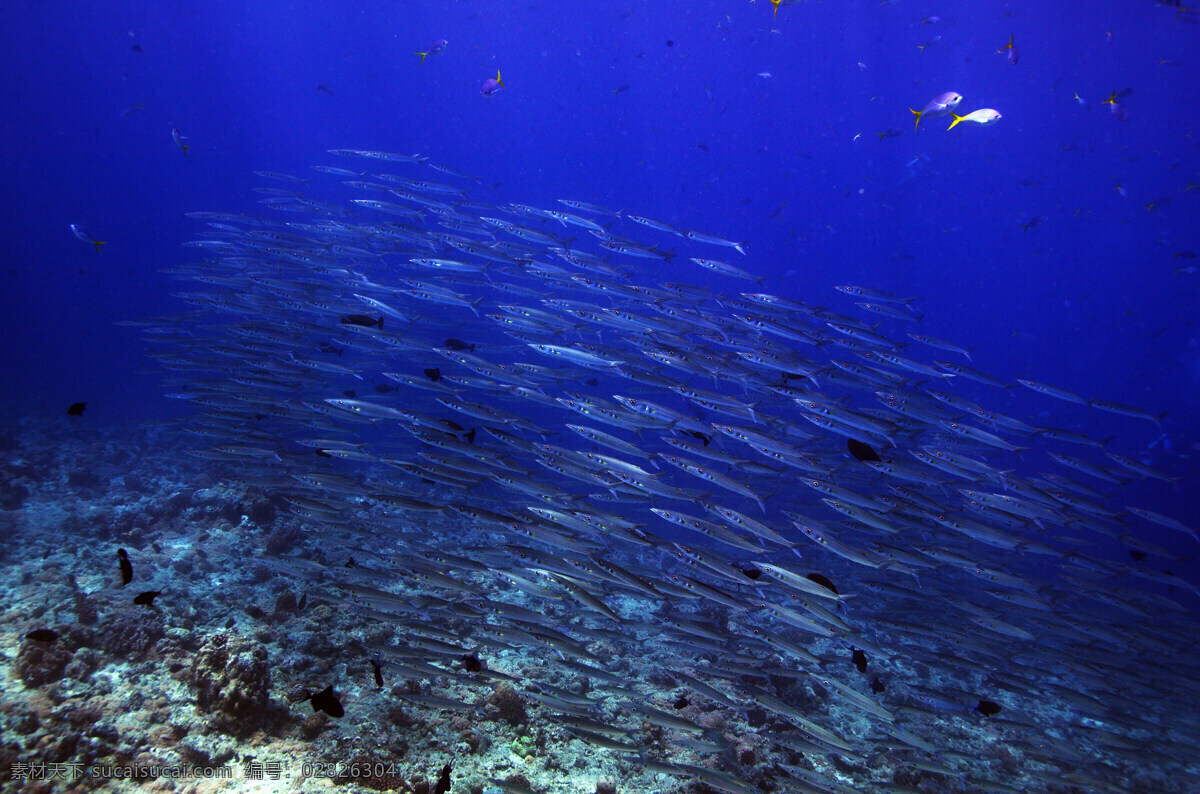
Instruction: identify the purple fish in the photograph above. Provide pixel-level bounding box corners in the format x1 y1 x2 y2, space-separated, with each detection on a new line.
909 92 962 130
999 34 1018 65
482 70 505 96
416 39 448 64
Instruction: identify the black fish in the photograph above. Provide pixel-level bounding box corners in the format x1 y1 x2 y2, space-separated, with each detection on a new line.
133 590 161 607
682 430 711 446
341 314 383 329
424 367 442 381
67 402 87 416
445 337 475 352
852 648 868 674
847 438 880 462
25 629 58 643
117 548 133 585
433 763 452 794
225 617 236 629
343 389 357 398
308 685 344 718
806 573 839 594
1129 549 1147 562
740 567 763 580
374 383 398 393
463 428 477 444
871 677 886 694
673 696 690 710
461 654 483 673
298 593 307 613
370 657 384 688
976 699 1002 717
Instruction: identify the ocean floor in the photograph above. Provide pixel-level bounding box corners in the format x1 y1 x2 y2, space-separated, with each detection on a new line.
0 416 1195 794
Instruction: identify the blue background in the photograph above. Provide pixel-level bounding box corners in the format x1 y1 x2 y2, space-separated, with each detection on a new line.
1 1 1196 544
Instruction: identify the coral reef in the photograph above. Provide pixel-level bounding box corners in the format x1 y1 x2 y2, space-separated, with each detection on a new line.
188 631 273 735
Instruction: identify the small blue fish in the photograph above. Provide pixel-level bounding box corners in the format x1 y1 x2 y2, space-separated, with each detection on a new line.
416 39 448 64
70 224 106 254
482 70 504 96
171 127 190 158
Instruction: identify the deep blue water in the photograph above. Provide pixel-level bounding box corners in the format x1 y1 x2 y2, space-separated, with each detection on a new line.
1 3 1196 559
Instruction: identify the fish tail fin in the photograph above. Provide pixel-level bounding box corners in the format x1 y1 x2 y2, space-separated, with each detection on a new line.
947 113 964 130
93 240 107 254
416 51 428 64
496 70 504 88
909 108 922 130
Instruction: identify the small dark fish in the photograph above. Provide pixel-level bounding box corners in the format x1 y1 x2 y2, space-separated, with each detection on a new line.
871 677 886 694
847 439 880 462
307 685 345 718
461 654 483 672
806 573 839 594
696 143 710 152
133 591 161 607
852 648 868 674
740 567 763 580
683 430 711 446
343 390 357 398
341 314 383 329
673 696 690 710
298 593 307 612
374 384 399 393
130 44 142 53
1173 251 1197 259
424 368 442 381
1020 216 1044 232
67 402 87 416
25 629 58 643
317 83 333 94
585 378 599 387
371 657 384 688
876 129 902 141
117 548 133 585
1129 549 1147 561
976 699 1002 717
319 343 345 355
434 763 452 794
445 337 475 352
225 617 236 629
612 84 631 96
463 428 477 444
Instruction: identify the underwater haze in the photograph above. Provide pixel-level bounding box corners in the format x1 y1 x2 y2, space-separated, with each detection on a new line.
1 1 1198 793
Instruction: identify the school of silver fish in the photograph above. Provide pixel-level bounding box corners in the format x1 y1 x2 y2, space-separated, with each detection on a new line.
133 150 1200 794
